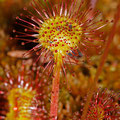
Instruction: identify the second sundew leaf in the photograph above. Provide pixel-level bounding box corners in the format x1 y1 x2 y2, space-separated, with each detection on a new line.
6 88 36 120
0 65 50 120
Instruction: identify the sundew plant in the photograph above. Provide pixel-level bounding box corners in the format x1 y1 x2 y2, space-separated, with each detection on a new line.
0 64 50 120
0 0 120 120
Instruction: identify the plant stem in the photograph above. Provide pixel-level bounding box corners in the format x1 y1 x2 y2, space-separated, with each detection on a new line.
81 4 120 120
50 62 61 120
